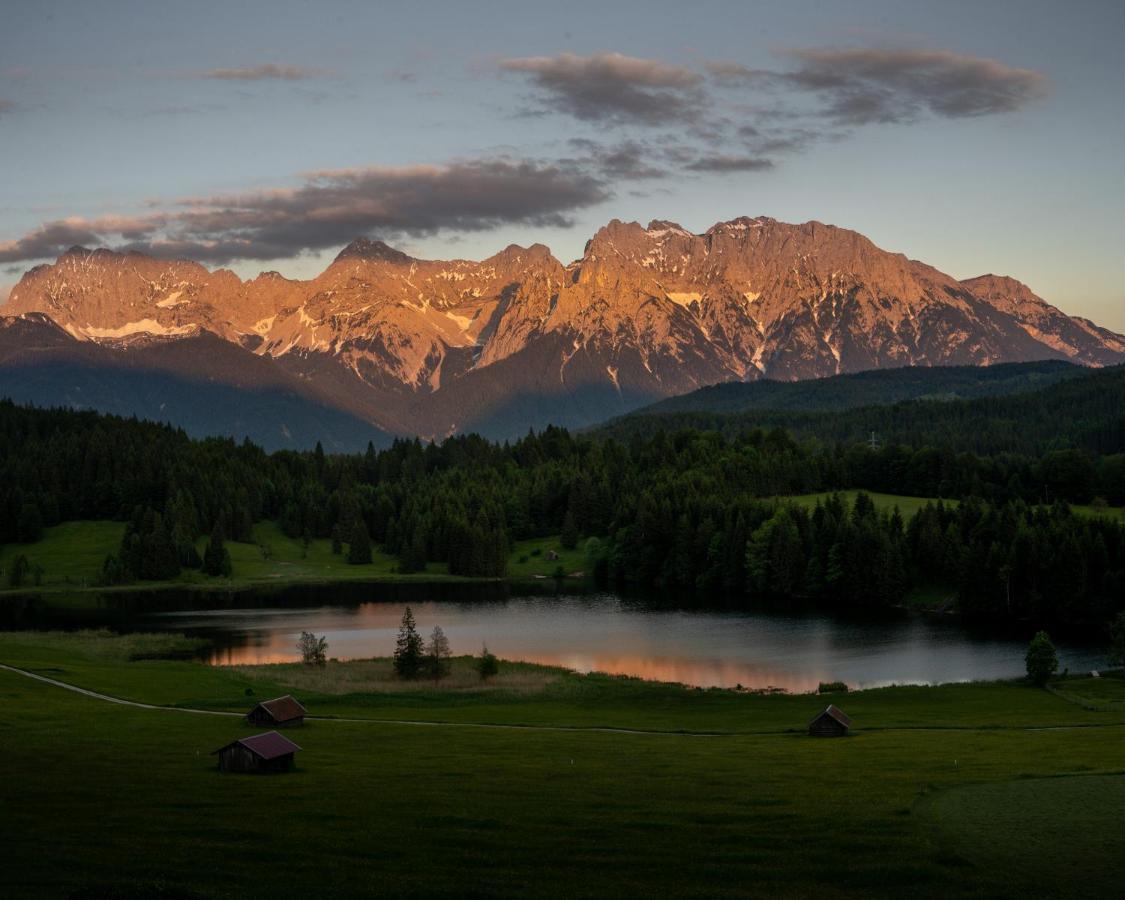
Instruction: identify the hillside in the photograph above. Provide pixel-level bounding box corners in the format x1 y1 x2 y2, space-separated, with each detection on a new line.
596 362 1125 458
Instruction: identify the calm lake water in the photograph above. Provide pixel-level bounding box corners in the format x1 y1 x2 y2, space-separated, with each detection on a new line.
8 583 1106 691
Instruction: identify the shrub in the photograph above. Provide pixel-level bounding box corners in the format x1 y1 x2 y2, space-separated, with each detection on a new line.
1026 630 1059 686
476 644 500 680
297 631 328 666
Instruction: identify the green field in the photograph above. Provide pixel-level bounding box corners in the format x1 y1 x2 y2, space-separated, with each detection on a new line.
1 631 1123 897
786 491 1125 524
0 521 594 595
785 490 947 519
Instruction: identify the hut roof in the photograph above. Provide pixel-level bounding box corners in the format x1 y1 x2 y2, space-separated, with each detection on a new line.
255 695 307 722
213 731 302 761
810 704 852 728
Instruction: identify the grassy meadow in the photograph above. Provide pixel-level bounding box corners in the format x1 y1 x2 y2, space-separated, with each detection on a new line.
1 630 1123 898
0 520 589 595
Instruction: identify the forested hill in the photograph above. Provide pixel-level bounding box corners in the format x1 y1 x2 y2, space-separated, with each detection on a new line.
596 364 1125 457
2 396 1124 630
630 360 1087 417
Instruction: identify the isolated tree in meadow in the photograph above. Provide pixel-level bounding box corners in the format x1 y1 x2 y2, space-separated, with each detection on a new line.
1025 630 1059 686
425 625 452 681
297 631 328 666
393 606 425 679
203 522 232 577
347 519 372 565
476 644 500 681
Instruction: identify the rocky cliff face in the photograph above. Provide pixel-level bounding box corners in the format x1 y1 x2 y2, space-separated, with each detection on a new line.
4 216 1124 439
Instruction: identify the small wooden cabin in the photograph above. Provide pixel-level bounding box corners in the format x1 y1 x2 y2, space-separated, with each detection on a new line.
246 694 307 728
808 704 852 737
213 731 302 773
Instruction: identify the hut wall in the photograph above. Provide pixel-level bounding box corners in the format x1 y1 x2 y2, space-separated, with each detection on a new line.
808 717 847 737
217 746 296 773
246 708 303 728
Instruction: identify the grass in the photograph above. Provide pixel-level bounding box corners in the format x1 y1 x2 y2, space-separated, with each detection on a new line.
0 519 471 596
0 521 594 595
0 520 124 588
506 535 587 580
918 775 1125 899
786 490 1125 524
785 490 952 519
1 629 1124 897
232 656 563 696
1047 672 1125 711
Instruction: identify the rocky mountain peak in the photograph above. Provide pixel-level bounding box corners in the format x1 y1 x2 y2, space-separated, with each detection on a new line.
333 237 414 265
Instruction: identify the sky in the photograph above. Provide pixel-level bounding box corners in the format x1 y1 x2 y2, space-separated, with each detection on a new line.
1 0 1123 330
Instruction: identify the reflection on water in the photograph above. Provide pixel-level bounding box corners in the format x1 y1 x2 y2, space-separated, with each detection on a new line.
121 592 1108 692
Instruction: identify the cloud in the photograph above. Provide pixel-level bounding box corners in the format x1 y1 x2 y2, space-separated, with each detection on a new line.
201 64 322 81
0 160 610 265
684 154 774 173
567 139 667 180
709 48 1046 125
0 99 16 117
499 52 704 125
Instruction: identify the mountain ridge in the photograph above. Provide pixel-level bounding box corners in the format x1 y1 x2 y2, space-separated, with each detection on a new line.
3 215 1124 441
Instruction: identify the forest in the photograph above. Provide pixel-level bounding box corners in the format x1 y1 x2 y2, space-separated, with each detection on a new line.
599 363 1125 458
1 372 1123 630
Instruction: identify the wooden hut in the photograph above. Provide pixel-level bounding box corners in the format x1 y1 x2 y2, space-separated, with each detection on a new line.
246 694 307 728
808 704 851 737
213 731 302 773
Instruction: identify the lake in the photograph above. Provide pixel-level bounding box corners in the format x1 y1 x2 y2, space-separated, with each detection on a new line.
5 583 1106 691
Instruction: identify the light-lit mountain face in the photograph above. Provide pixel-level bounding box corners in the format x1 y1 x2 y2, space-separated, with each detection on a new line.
4 216 1124 442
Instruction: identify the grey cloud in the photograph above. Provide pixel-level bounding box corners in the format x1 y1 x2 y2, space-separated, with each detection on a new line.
710 48 1045 125
499 52 705 125
0 99 16 117
0 160 609 265
201 64 322 81
685 155 774 173
567 139 667 180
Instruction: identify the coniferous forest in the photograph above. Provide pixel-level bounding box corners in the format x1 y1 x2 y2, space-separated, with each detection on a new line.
1 364 1124 632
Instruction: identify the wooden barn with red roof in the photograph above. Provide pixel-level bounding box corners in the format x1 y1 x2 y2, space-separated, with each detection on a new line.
213 732 302 773
246 695 307 728
808 705 852 737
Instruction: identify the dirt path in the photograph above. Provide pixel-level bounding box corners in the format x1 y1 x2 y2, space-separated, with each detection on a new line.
0 662 724 736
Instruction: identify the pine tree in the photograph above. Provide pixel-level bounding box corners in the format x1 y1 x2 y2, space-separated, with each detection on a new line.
203 522 232 577
347 519 372 565
393 606 424 679
560 510 579 550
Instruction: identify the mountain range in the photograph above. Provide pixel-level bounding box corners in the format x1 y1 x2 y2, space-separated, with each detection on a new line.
2 215 1123 448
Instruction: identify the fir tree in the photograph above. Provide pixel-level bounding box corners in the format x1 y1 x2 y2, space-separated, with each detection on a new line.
203 522 232 577
393 606 424 679
347 519 372 565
